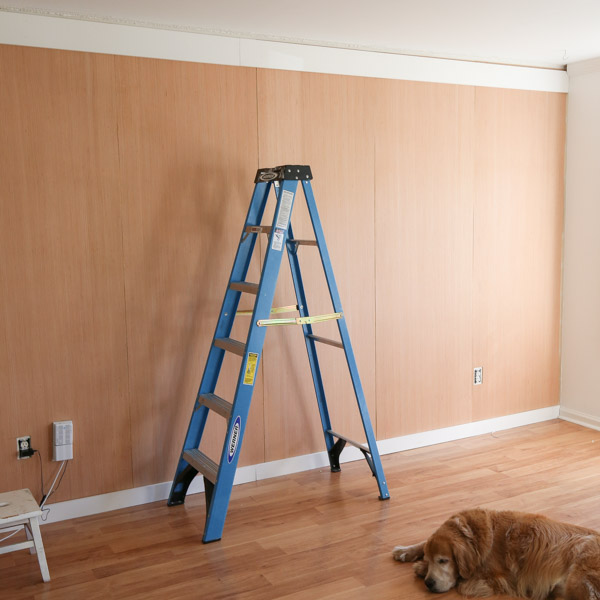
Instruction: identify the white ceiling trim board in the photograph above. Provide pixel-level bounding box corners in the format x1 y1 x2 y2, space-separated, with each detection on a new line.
0 4 570 70
0 11 568 93
240 38 567 92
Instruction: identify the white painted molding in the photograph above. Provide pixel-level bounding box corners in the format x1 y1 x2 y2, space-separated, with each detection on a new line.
240 39 568 92
0 11 240 66
376 406 560 454
559 407 600 432
567 57 600 79
0 11 568 93
42 405 560 525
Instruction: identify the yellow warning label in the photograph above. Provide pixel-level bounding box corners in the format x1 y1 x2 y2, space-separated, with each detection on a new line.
243 352 259 385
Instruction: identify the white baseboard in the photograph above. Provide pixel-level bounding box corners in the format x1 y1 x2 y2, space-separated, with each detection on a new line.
559 407 600 432
42 405 559 525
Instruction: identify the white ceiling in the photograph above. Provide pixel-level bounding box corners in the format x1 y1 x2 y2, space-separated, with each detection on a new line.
2 0 600 68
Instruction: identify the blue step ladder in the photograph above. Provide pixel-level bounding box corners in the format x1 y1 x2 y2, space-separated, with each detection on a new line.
168 165 390 542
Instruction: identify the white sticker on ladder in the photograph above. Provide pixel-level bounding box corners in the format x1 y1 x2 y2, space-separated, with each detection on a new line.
275 190 294 230
271 227 285 251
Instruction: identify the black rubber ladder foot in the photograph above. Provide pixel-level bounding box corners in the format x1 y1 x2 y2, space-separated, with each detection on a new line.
328 438 347 472
167 464 198 506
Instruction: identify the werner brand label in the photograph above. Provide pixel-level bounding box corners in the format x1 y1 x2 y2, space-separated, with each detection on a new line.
227 416 242 464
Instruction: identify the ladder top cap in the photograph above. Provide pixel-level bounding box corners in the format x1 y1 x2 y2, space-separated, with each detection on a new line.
255 165 313 183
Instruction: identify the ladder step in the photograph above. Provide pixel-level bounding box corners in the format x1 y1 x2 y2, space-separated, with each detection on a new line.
289 239 318 246
214 337 246 356
230 281 259 294
245 225 272 235
197 393 232 420
183 449 218 484
327 430 369 454
307 334 344 349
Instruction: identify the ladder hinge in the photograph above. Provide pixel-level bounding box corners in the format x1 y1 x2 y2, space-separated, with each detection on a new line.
258 312 342 327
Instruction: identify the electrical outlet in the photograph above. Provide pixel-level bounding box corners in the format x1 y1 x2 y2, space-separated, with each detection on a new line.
17 436 33 460
473 367 483 385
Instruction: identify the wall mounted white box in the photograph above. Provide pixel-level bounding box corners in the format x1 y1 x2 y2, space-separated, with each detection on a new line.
53 421 73 461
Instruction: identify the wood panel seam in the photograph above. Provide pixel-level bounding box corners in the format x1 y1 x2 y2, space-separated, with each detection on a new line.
114 55 135 490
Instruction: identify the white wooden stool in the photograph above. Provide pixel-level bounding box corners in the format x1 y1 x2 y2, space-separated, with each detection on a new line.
0 488 50 582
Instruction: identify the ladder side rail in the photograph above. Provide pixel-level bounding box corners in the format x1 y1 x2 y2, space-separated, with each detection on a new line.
301 180 390 500
335 316 390 499
203 179 300 541
285 223 337 459
300 181 345 313
168 181 272 506
201 180 273 392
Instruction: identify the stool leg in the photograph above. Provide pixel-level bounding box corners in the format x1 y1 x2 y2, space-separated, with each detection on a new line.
24 523 36 554
29 517 50 582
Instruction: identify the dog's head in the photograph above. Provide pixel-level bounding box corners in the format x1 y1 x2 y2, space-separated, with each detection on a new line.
420 509 493 593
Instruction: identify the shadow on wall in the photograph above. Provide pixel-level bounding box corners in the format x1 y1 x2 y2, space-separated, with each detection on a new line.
125 149 248 487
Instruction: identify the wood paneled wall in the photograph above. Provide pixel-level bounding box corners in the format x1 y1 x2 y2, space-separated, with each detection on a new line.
0 44 566 502
374 81 475 438
257 70 377 461
0 48 130 500
113 57 262 486
472 88 565 421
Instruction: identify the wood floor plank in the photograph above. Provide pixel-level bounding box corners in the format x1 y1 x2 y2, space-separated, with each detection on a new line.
2 419 600 599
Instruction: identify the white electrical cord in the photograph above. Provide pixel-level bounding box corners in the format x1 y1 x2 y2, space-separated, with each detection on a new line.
0 528 21 544
40 460 67 509
1 462 66 542
0 453 66 543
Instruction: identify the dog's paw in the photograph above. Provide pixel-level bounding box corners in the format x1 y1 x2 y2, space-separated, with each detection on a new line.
413 560 428 578
392 546 419 562
392 541 425 562
392 546 410 562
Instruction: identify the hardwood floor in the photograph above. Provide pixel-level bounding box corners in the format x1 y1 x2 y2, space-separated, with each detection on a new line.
2 419 600 599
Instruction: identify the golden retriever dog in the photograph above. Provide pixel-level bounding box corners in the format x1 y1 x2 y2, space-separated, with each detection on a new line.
392 508 600 599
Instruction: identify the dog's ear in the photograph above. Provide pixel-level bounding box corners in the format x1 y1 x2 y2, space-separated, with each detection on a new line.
452 516 474 539
450 511 493 579
451 528 478 579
